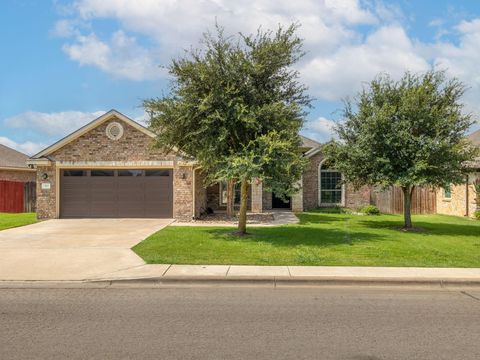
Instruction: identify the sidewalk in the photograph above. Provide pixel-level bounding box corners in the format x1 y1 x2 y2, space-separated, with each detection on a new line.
88 264 480 287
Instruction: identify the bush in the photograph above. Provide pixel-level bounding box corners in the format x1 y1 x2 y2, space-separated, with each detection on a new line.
360 205 381 215
474 210 480 220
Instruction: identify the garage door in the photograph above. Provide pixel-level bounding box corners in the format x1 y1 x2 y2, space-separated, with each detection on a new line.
60 169 173 218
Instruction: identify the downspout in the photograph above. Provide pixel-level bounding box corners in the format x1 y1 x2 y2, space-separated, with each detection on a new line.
465 175 469 217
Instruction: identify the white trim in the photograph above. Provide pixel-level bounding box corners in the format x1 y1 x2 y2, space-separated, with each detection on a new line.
0 166 35 172
26 159 52 166
55 160 174 168
305 147 322 158
318 158 345 207
31 110 158 159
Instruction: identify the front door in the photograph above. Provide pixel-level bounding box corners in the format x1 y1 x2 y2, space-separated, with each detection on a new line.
272 193 291 209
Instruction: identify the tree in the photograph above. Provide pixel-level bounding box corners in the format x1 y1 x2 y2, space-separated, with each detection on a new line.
324 71 479 230
144 24 310 234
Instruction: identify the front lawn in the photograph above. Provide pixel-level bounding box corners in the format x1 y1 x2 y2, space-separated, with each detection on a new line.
0 213 37 231
133 211 480 267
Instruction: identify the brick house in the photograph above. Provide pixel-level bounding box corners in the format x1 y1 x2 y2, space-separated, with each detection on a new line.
436 129 480 218
28 110 370 220
0 144 36 212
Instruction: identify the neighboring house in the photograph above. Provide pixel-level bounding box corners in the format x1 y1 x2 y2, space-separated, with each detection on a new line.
436 129 480 218
0 144 36 212
28 110 370 220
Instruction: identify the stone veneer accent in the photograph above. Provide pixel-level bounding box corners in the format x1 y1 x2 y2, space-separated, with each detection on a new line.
0 169 36 183
436 174 479 218
262 190 272 211
194 169 207 218
251 179 263 213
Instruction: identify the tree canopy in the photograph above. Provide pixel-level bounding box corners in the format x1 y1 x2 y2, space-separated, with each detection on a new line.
144 24 311 233
324 70 478 229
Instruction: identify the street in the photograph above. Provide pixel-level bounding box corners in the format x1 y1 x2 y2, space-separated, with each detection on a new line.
1 286 479 359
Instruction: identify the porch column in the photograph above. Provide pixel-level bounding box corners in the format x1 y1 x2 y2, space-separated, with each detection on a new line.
291 177 303 212
251 178 263 213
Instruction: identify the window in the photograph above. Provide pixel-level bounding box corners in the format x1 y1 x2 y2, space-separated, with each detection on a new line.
91 170 114 176
320 163 343 205
444 184 452 199
220 182 241 205
145 169 170 177
63 170 87 176
118 170 143 177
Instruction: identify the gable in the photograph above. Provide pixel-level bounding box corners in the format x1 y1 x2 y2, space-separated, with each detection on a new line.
50 116 175 162
31 110 158 159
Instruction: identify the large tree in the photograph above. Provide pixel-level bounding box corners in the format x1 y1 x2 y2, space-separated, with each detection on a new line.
324 71 478 229
144 24 310 234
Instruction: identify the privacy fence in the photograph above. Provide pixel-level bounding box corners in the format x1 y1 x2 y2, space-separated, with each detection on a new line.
0 181 36 213
371 186 436 215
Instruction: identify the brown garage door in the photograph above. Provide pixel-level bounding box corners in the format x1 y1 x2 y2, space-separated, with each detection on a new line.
60 169 173 218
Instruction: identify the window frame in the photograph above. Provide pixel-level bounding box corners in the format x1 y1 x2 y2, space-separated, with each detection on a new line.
443 184 452 199
219 181 241 206
318 160 345 207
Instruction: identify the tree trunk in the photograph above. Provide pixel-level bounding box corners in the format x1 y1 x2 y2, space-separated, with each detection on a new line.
402 186 414 229
237 178 248 235
226 178 236 218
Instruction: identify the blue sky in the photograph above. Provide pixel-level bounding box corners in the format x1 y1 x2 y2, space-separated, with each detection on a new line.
1 0 480 155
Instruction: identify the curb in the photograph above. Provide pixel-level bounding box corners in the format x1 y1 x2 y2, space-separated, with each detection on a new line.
89 276 480 288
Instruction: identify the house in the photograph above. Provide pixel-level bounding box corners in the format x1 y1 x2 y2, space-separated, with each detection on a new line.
436 129 480 218
27 110 370 220
0 144 36 212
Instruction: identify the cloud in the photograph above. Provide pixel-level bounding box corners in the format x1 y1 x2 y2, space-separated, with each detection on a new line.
431 19 480 120
63 31 163 80
56 0 379 81
304 116 337 142
4 110 106 137
0 136 47 156
300 26 430 100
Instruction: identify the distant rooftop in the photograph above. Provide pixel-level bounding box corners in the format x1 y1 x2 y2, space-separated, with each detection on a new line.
0 143 30 169
467 128 480 147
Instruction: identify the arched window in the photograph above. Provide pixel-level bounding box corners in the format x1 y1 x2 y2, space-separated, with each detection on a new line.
319 160 344 205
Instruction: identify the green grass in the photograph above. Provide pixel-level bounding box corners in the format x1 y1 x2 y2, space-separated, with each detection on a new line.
133 210 480 267
0 213 37 231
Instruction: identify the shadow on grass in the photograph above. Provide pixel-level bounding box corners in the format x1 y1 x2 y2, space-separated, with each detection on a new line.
357 219 480 237
203 224 384 248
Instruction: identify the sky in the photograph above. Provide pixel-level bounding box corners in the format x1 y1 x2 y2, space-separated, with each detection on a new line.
1 0 480 155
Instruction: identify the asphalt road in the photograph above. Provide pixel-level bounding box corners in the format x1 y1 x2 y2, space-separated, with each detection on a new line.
1 286 479 360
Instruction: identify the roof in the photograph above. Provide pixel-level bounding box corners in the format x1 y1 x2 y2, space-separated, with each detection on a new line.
31 109 157 159
300 135 321 150
467 128 480 147
0 143 30 169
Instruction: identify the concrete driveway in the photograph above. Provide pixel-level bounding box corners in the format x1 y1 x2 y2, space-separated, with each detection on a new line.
0 219 173 281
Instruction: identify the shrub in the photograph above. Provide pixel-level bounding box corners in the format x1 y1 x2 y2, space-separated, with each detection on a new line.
474 210 480 220
360 205 381 215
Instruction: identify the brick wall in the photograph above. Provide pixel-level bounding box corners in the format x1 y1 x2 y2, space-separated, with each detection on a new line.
0 169 36 182
36 165 56 219
35 116 194 220
194 169 207 218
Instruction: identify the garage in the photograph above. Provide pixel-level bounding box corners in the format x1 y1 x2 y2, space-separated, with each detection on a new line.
60 169 173 218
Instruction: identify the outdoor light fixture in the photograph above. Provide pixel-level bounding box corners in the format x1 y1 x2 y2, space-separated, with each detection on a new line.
41 173 48 180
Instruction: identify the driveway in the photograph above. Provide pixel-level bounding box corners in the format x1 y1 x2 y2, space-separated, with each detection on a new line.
0 219 173 281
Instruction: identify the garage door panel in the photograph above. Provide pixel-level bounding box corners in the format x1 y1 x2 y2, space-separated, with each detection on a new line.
61 169 173 218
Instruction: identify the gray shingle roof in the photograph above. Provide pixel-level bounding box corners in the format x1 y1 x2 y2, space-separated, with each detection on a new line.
300 135 321 150
0 144 29 169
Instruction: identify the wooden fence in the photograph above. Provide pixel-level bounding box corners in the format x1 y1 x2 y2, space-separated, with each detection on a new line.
0 181 36 213
371 186 436 215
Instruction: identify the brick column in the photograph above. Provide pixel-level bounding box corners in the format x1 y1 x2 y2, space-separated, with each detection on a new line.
291 177 303 212
251 178 263 213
